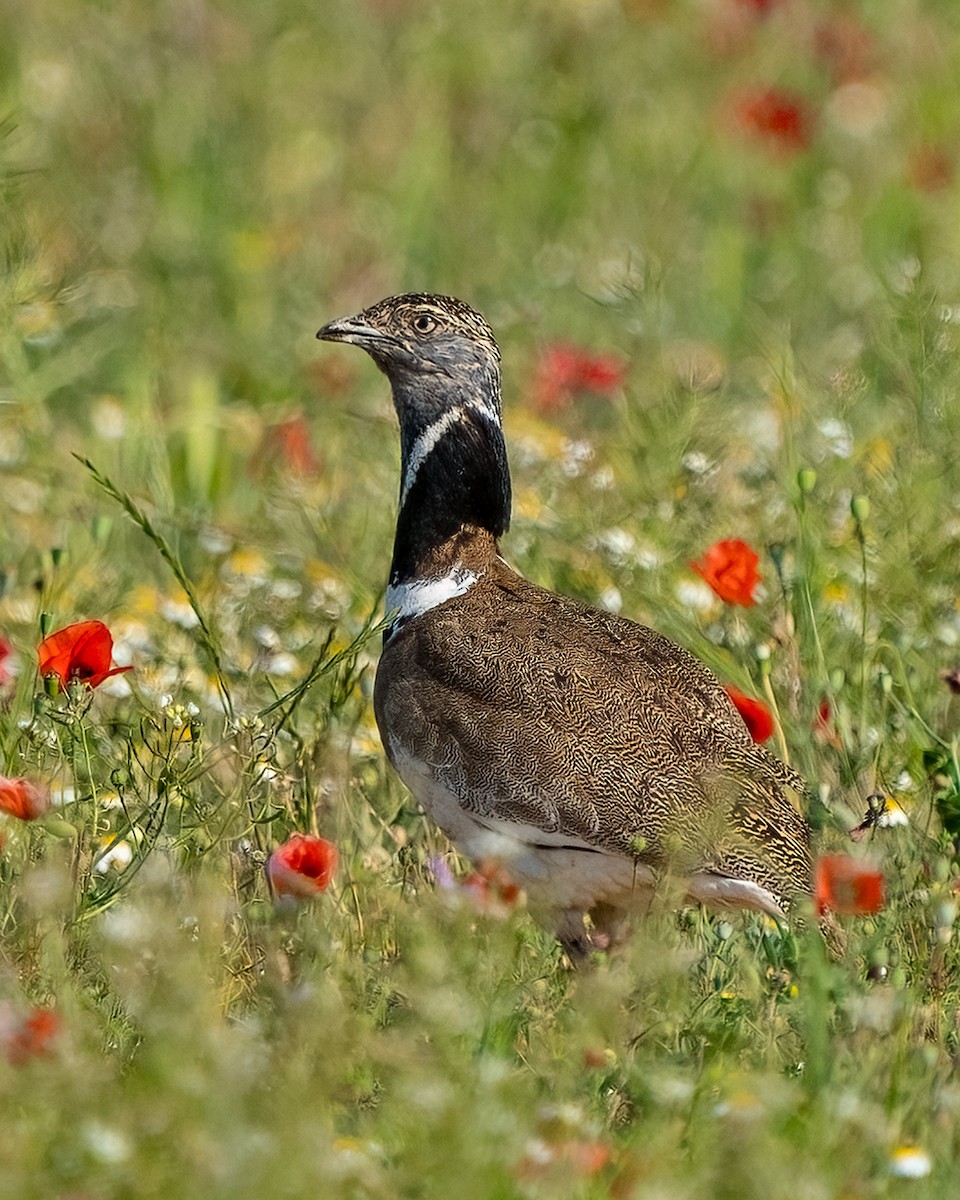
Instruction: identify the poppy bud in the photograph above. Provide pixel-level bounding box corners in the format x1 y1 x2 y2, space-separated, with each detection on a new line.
850 495 871 522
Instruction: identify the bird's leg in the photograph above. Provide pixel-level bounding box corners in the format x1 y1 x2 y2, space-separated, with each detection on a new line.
588 900 630 951
553 908 597 964
553 903 630 963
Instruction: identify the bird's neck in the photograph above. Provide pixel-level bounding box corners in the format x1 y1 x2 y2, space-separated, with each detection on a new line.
387 379 511 589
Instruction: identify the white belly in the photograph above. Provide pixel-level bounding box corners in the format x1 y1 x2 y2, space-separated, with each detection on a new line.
386 737 785 930
387 737 655 914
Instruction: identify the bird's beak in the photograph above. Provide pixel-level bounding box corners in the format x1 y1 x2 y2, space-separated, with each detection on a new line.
316 315 389 348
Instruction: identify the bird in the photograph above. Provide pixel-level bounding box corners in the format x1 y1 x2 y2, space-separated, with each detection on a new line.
316 293 812 958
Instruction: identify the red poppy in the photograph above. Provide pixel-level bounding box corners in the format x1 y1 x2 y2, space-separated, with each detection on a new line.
0 636 12 687
517 1138 612 1180
582 1047 610 1069
691 539 761 606
813 697 841 748
37 621 132 691
251 414 320 478
734 0 780 12
735 87 813 153
724 686 774 742
266 833 338 899
0 1006 61 1065
814 854 885 916
462 860 521 912
0 776 50 822
533 343 626 413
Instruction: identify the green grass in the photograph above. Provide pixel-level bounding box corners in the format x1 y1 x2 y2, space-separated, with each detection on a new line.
3 0 960 1195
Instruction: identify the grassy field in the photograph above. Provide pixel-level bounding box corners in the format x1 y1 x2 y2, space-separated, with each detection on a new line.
3 0 960 1195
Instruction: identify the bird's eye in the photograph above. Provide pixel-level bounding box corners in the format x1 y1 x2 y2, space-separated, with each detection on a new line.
413 313 437 335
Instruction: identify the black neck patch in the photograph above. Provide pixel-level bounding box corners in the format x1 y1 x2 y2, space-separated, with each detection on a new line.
389 406 511 583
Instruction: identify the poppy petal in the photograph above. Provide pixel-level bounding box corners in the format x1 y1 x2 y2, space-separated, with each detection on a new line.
533 343 626 413
1 1006 61 1065
37 620 132 690
0 776 50 822
814 854 885 916
724 686 775 742
691 539 761 606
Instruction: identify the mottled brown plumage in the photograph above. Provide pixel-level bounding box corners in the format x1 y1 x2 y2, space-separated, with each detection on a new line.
317 294 812 956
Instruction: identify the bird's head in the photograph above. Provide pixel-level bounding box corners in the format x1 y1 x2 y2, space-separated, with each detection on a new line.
317 293 503 425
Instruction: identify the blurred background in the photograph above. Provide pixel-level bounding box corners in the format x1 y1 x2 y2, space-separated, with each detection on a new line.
5 8 960 1194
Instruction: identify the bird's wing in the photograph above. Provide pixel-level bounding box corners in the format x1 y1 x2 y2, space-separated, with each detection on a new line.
375 565 811 900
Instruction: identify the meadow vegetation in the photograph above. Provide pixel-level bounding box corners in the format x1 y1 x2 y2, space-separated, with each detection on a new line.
3 0 960 1195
